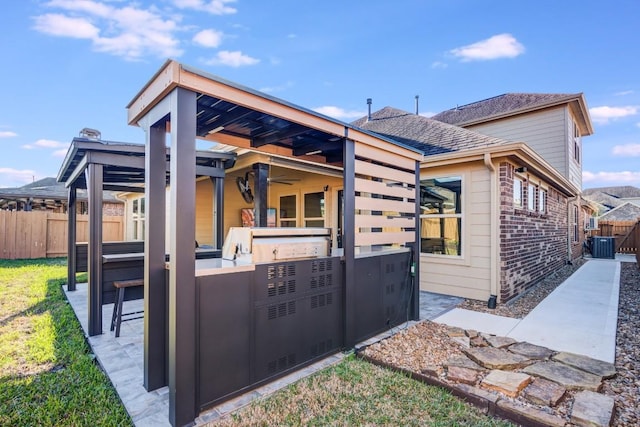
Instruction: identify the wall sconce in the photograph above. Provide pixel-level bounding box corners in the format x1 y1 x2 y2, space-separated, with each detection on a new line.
515 166 527 173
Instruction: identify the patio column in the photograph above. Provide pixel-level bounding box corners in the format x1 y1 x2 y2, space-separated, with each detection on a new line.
144 122 168 391
85 163 103 336
411 160 421 321
211 169 224 248
67 185 77 291
167 87 197 427
253 162 269 227
342 136 356 348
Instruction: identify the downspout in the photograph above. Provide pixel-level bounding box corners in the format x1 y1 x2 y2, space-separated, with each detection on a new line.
483 153 499 309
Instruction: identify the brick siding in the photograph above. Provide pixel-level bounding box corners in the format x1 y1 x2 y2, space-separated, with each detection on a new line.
499 162 569 302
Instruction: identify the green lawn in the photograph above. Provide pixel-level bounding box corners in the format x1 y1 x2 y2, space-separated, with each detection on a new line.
0 258 132 427
1 258 512 427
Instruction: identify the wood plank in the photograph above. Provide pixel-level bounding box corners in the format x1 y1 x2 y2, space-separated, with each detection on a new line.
0 211 6 258
355 143 415 171
355 231 415 246
6 211 16 259
30 211 47 259
355 196 415 214
354 177 415 200
354 159 414 185
355 214 415 229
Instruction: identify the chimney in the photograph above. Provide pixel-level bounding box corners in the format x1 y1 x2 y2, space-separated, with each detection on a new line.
415 95 419 115
367 98 372 121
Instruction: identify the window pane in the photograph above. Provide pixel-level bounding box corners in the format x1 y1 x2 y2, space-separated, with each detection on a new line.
528 184 536 211
133 199 138 214
420 217 461 256
281 220 296 228
304 192 325 218
513 179 522 207
539 190 546 213
420 177 461 215
305 220 325 227
140 197 145 215
280 195 296 219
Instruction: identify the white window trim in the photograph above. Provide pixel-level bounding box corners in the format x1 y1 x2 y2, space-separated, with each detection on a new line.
419 174 466 260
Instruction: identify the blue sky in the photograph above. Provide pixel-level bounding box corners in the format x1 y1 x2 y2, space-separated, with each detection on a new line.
1 0 639 189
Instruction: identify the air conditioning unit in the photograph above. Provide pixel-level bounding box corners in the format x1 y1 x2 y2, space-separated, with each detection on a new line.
587 217 599 230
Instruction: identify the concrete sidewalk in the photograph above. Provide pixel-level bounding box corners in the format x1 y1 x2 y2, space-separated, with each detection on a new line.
433 257 626 363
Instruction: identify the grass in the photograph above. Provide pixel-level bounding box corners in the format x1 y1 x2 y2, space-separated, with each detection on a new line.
0 258 132 427
212 355 513 427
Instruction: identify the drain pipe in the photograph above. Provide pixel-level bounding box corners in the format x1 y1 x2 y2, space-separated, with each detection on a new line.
484 153 498 309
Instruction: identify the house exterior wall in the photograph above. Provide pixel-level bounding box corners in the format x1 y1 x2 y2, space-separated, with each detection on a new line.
498 161 569 302
466 107 570 181
419 162 492 301
101 202 124 216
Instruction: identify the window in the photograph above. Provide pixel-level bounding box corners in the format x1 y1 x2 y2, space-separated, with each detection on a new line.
573 122 581 164
573 205 579 242
513 178 523 208
131 197 145 240
527 184 536 211
538 189 547 213
279 195 297 227
420 176 462 256
303 191 325 227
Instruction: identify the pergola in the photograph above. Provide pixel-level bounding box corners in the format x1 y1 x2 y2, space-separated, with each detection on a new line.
57 137 236 335
124 60 423 426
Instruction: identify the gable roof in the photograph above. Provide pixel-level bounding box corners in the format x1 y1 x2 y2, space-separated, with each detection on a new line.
352 106 507 156
431 93 594 135
599 202 640 221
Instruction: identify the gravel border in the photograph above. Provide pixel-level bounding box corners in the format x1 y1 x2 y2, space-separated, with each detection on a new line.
361 259 639 426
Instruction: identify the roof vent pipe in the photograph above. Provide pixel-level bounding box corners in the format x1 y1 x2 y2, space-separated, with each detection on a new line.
366 98 372 121
415 95 419 115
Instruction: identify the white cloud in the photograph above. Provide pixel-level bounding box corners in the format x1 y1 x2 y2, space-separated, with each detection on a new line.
589 105 638 125
204 50 259 67
612 143 640 157
173 0 237 15
33 0 183 60
583 170 640 184
53 149 69 157
431 61 448 69
193 29 223 48
0 131 18 138
313 106 366 121
22 139 68 150
33 13 99 39
260 81 294 94
615 90 634 96
0 167 38 187
450 33 525 62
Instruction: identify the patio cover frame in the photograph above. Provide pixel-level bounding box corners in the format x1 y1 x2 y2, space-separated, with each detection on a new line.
57 138 236 336
128 60 423 426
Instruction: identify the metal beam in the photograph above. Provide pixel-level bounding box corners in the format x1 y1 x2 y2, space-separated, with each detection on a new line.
66 155 90 189
212 170 225 248
103 184 145 193
90 151 145 169
144 121 168 391
342 135 356 348
167 87 197 427
67 185 77 291
195 165 225 178
411 160 421 321
85 163 103 336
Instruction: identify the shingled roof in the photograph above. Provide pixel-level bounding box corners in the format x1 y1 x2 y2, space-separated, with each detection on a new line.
431 93 584 127
352 106 507 156
583 185 640 199
0 177 122 206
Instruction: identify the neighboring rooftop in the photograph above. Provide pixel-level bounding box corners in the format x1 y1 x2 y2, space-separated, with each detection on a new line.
583 185 640 199
0 177 122 210
352 106 507 156
599 202 640 221
431 93 592 134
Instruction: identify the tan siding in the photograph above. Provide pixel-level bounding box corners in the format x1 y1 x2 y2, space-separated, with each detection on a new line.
468 107 569 177
420 163 492 301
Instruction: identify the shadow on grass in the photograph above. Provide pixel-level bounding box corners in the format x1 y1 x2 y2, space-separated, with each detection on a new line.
0 258 132 427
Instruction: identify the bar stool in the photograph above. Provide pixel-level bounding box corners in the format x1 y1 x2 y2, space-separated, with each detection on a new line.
110 279 144 337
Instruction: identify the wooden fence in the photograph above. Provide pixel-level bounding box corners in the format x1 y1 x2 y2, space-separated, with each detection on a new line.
591 219 639 254
0 211 124 260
